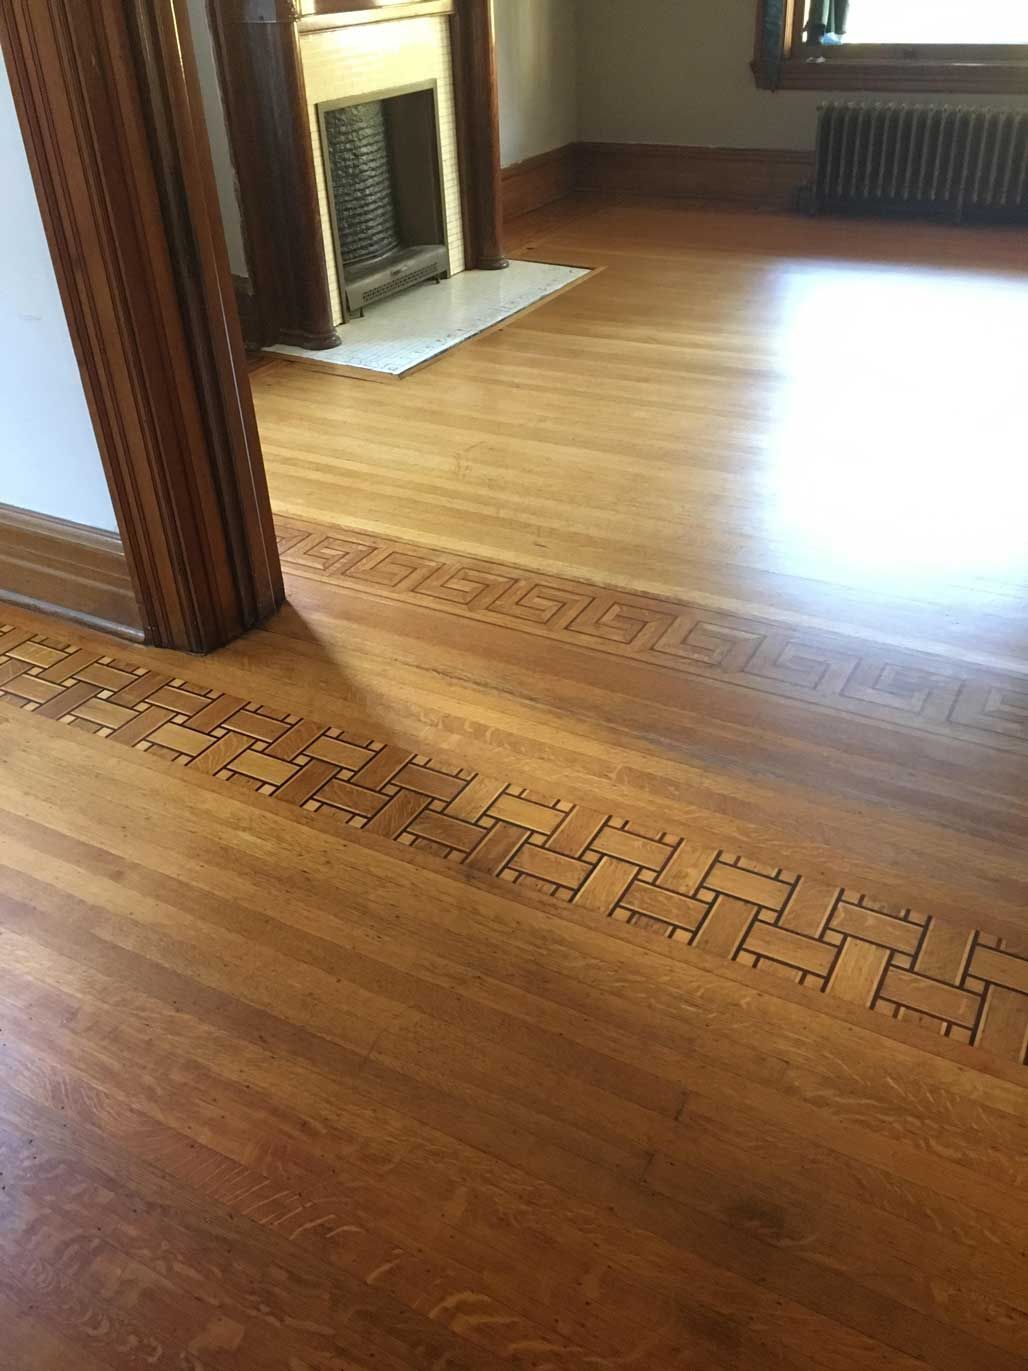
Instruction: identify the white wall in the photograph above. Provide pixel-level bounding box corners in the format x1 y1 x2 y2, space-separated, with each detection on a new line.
576 0 1028 151
0 53 117 533
186 0 250 278
495 0 578 164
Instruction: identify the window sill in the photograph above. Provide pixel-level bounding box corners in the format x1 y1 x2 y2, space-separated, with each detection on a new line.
772 58 1028 94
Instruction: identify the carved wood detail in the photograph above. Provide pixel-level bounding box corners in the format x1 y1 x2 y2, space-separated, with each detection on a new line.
0 0 284 651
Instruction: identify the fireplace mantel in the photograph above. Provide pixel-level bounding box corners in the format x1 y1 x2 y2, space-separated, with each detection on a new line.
208 0 504 349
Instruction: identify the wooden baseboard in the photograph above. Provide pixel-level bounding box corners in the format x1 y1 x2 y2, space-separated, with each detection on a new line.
0 503 143 640
502 144 578 221
502 143 815 219
576 142 814 210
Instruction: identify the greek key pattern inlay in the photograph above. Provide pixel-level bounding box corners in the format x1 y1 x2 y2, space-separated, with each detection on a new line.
277 517 1028 758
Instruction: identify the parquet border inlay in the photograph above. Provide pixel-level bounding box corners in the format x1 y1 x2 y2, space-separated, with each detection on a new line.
2 619 1026 1067
276 516 1028 758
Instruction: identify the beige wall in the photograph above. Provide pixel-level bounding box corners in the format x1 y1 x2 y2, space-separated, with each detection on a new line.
576 0 1028 151
0 52 117 532
495 0 578 164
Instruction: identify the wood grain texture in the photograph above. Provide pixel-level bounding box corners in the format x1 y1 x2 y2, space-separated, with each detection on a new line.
501 145 814 219
249 201 1028 966
0 0 283 651
0 504 142 640
450 0 507 269
274 515 1028 762
576 143 814 209
253 201 1028 666
502 143 578 220
2 613 1028 1065
1 198 1026 1362
209 0 342 350
0 622 1026 1368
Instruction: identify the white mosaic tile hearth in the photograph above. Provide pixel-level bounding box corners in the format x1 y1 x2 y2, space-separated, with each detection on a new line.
267 260 589 378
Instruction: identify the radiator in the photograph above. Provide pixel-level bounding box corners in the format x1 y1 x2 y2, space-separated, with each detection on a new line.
811 102 1028 223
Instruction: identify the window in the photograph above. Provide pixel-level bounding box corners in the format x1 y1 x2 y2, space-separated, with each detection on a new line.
754 0 1028 92
808 1 1028 47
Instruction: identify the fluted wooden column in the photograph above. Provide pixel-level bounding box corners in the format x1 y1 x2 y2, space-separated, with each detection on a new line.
452 0 508 270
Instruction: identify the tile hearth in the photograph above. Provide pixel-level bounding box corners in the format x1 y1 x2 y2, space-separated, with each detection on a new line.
268 260 589 377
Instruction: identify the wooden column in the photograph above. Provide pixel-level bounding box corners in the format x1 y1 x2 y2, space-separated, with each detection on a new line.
452 0 508 269
209 0 341 350
0 0 284 652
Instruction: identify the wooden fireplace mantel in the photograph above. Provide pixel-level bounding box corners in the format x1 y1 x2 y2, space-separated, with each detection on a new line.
209 0 506 351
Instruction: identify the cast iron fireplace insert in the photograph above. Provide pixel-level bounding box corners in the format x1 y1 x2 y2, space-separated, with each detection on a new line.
317 81 450 320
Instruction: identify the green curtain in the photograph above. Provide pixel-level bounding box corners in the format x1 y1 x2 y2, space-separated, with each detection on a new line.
806 0 850 41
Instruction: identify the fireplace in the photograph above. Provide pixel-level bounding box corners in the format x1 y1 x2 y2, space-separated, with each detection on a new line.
318 82 450 319
210 0 506 350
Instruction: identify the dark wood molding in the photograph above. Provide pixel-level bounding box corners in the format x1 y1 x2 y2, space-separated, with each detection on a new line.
576 142 814 212
233 274 263 352
208 0 341 350
0 0 284 653
0 504 143 641
753 0 1028 93
502 144 577 222
451 0 507 269
500 143 817 223
774 58 1028 93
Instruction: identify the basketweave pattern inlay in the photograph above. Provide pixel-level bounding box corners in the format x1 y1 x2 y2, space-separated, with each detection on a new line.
2 620 1025 1066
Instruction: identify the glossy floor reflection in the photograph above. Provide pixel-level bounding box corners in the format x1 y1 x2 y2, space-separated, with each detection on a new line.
772 266 1028 595
253 200 1028 667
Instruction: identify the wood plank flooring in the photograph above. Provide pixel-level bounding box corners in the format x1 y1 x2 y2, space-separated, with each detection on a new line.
1 636 1028 1370
255 199 1028 667
2 200 1027 1366
4 598 1028 1064
244 202 1028 955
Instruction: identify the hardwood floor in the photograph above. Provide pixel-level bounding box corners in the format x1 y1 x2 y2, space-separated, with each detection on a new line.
1 626 1027 1370
2 199 1027 1367
255 199 1028 667
4 612 1027 1061
243 202 1028 947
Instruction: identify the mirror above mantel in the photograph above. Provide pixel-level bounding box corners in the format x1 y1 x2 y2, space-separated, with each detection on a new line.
208 0 506 350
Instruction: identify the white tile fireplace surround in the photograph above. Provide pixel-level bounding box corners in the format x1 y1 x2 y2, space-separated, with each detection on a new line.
299 14 466 328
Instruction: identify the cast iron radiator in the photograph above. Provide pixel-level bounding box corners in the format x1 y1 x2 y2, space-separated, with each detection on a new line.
811 102 1028 222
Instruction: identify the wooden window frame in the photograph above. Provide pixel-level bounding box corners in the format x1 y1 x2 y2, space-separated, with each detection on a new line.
754 0 1028 92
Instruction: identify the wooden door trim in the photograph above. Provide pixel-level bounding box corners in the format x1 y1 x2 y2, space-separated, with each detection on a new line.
0 0 284 652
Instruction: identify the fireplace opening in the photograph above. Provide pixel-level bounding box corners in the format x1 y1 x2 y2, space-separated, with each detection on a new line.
318 82 450 320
